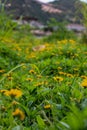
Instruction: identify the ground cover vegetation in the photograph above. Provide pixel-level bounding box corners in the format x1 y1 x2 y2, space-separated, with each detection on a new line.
0 4 87 130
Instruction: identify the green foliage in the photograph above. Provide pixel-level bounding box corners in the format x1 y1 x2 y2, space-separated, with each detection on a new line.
81 32 87 43
0 10 87 130
80 2 87 43
0 37 87 129
44 27 76 42
44 18 76 42
0 12 17 38
81 3 87 28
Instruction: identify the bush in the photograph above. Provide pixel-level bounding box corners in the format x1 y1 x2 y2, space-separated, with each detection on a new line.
81 32 87 43
44 28 76 42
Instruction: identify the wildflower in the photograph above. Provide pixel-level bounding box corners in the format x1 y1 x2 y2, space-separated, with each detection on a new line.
12 100 19 105
7 76 13 80
81 75 87 79
59 71 66 76
44 81 48 85
44 104 51 109
66 73 73 78
53 76 63 82
69 39 75 44
13 108 25 120
26 52 36 59
81 79 87 87
4 89 22 98
16 46 22 51
0 69 5 73
0 89 8 93
29 69 35 74
35 82 44 87
58 67 62 70
73 68 79 71
37 75 42 78
26 78 33 82
67 82 71 86
61 39 67 44
25 48 29 54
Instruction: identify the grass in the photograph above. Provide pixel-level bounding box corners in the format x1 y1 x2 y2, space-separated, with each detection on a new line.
0 14 87 130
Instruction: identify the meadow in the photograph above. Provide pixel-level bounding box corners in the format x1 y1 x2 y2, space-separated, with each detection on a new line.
0 13 87 130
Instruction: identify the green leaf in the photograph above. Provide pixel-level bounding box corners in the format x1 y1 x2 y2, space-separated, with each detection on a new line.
36 115 45 128
60 121 70 129
12 125 22 130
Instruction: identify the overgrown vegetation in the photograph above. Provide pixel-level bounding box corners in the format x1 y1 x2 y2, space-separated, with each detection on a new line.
81 2 87 43
0 6 87 130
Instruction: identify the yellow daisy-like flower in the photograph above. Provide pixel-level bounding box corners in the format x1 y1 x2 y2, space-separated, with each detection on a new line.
66 73 73 78
59 71 66 76
81 75 87 79
44 104 51 109
58 67 62 70
26 78 33 82
81 79 87 87
29 69 35 74
69 39 75 44
53 76 63 82
7 76 13 80
4 89 22 98
0 90 8 93
73 68 79 71
0 69 5 73
35 82 44 87
13 108 25 120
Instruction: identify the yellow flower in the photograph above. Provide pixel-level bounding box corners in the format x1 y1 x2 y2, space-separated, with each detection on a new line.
13 108 25 120
81 75 87 79
35 82 44 87
0 69 5 73
58 67 62 70
0 90 7 93
16 46 22 51
81 79 87 87
27 52 36 59
44 104 51 109
37 75 42 78
7 76 13 80
26 78 33 82
4 89 22 98
29 69 35 74
69 39 75 44
59 71 66 76
22 65 27 69
53 76 63 82
73 68 79 71
66 73 73 78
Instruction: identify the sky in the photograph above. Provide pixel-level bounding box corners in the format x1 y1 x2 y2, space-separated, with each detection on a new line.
38 0 87 3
